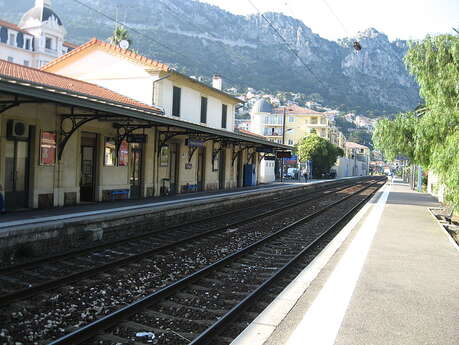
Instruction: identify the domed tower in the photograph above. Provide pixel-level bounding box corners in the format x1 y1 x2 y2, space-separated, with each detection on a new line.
250 98 273 136
19 0 67 67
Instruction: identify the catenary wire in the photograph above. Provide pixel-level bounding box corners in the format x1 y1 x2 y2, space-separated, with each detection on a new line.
247 0 326 88
70 0 243 88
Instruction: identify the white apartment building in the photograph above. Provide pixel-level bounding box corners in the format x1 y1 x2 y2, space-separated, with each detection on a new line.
0 0 75 68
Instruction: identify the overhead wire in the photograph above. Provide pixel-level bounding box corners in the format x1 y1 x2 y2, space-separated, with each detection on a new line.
70 0 242 88
247 0 326 88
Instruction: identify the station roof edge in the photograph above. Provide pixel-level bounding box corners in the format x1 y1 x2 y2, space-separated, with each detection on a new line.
0 77 291 150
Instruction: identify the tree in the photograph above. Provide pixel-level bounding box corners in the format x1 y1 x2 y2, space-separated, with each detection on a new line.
108 24 132 47
297 134 344 178
373 34 459 210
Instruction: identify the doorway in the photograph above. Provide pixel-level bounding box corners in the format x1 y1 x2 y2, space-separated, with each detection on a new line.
236 151 243 188
197 147 206 192
169 143 179 194
218 149 226 190
129 143 143 199
80 133 97 202
4 139 30 210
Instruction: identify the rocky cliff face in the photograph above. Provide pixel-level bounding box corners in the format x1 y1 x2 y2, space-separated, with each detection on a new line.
1 0 420 115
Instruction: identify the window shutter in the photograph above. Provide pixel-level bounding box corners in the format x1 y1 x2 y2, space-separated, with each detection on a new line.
222 104 227 128
172 86 181 117
200 97 207 123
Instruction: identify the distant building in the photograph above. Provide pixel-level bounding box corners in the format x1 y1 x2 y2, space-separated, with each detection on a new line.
0 0 76 68
339 142 370 177
272 104 334 147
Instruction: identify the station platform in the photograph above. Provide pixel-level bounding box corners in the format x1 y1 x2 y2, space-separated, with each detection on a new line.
232 179 459 345
2 178 360 259
0 179 329 230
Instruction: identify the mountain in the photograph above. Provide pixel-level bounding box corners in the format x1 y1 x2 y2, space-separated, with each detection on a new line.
0 0 421 115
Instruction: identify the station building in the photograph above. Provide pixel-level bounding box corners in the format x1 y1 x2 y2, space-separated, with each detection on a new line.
0 59 290 211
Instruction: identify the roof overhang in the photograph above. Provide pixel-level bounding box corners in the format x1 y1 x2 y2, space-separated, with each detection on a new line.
0 77 291 150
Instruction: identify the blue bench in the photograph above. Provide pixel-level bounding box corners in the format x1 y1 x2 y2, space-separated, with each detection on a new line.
110 189 129 201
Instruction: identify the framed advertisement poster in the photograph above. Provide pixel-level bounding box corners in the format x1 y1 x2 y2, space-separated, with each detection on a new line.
160 145 169 167
40 131 56 166
118 140 129 166
104 137 116 166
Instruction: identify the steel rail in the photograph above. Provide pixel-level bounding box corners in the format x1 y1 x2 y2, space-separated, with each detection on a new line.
46 178 385 345
0 179 370 306
189 179 385 344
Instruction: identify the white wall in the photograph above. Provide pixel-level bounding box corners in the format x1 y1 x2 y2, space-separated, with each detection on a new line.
157 77 235 131
259 159 275 183
47 49 154 106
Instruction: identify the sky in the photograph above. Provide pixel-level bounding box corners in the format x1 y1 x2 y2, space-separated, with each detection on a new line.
199 0 459 41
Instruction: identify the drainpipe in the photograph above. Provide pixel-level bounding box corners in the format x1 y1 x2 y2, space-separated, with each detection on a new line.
152 73 171 108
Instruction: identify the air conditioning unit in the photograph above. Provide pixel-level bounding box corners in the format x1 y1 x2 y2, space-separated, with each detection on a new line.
7 120 29 140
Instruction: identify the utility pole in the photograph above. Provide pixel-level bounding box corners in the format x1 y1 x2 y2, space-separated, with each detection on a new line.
280 106 286 182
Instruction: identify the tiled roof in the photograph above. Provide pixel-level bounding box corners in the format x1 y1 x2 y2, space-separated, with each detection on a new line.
0 19 29 35
41 38 242 103
43 38 169 72
0 59 162 113
273 104 323 115
345 141 369 150
236 128 265 138
63 41 79 49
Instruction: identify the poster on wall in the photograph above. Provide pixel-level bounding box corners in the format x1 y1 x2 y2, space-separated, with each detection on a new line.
212 151 220 171
118 140 129 166
160 145 169 167
40 131 56 166
104 138 116 166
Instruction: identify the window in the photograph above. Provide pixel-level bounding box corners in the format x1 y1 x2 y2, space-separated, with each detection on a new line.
288 139 294 145
8 33 15 46
45 37 52 50
200 96 207 123
7 57 13 62
23 60 29 66
288 116 295 123
320 117 326 124
172 86 181 117
25 38 31 50
310 117 318 124
221 104 227 128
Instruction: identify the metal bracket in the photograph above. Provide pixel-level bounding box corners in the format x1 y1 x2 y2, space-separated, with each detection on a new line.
114 122 153 156
0 96 48 114
188 146 199 163
248 149 257 164
232 145 244 167
212 142 226 164
58 114 98 160
157 130 196 156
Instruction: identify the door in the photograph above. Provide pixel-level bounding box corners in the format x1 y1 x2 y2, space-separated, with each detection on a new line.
169 143 179 194
197 147 205 192
129 143 143 199
4 140 30 210
80 133 97 202
236 151 242 188
218 149 226 190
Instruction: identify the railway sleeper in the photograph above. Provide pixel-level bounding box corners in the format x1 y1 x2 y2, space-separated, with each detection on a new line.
142 309 215 326
159 300 225 315
121 322 196 342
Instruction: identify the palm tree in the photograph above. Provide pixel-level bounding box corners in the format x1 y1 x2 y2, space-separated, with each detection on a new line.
108 24 132 47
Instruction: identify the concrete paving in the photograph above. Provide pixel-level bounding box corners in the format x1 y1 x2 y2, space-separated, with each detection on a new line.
235 180 459 345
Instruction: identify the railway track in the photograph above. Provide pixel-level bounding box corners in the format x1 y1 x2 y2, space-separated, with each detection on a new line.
0 178 368 306
49 178 384 345
0 177 384 345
